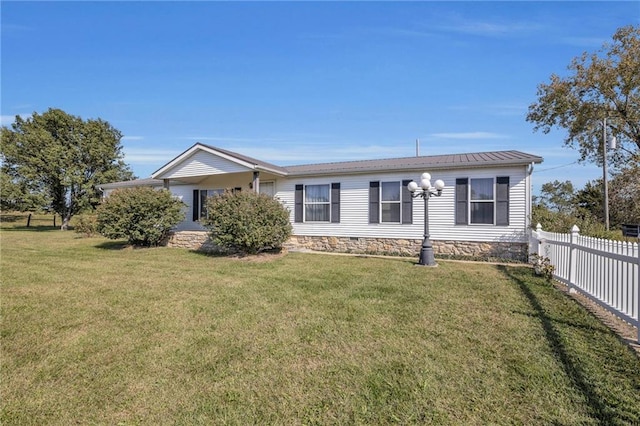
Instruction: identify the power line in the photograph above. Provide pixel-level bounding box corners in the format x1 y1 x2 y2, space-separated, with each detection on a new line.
535 161 579 173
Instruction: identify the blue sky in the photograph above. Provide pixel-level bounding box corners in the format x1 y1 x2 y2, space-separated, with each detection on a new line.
2 1 638 193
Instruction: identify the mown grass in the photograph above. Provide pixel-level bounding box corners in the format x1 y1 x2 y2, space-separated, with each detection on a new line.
1 218 639 425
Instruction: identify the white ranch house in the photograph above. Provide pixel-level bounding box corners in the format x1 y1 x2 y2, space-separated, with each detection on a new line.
100 143 543 260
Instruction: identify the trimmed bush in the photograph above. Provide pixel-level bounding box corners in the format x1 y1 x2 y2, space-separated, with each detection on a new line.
202 190 292 254
73 214 98 237
97 187 185 247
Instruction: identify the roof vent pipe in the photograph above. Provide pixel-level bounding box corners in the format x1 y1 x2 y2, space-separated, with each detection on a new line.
416 139 420 157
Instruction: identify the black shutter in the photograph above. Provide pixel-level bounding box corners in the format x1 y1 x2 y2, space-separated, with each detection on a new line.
294 184 303 223
455 178 468 225
401 180 413 224
369 181 380 223
496 176 509 226
331 183 340 223
192 189 200 221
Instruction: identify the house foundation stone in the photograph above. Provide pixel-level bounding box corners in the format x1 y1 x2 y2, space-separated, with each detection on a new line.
285 235 527 261
166 231 218 252
166 231 527 261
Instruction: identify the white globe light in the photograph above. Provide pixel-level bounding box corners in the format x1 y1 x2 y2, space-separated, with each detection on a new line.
434 179 445 191
420 178 431 190
407 181 419 192
421 172 431 181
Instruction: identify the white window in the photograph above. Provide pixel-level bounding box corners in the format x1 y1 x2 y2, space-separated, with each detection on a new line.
456 177 509 226
381 181 401 223
259 181 275 197
469 178 494 224
305 184 330 222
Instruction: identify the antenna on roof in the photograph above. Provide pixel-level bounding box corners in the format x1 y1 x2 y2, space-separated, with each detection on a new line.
416 139 420 157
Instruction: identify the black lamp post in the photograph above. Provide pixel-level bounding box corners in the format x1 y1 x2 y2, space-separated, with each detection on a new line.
408 173 445 266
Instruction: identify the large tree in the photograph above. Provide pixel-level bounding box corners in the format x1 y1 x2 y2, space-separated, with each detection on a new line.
534 180 575 214
1 108 134 229
527 25 639 169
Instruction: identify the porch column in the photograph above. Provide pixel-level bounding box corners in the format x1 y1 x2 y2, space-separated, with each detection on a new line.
252 171 260 193
163 179 170 190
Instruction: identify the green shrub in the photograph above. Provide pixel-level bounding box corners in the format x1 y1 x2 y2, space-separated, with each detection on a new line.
97 187 185 247
73 214 98 237
202 190 292 255
532 205 622 240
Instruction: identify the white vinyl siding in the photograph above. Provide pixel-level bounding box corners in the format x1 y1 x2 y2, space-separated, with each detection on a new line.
160 151 251 179
166 166 530 243
277 166 530 244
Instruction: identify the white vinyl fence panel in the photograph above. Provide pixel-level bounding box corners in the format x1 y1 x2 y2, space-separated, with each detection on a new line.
530 224 639 343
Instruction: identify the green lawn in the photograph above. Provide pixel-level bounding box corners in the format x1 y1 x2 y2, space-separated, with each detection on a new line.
1 221 639 425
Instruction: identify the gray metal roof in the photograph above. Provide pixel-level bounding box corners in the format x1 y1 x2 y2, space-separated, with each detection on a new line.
98 178 165 190
102 148 542 188
284 150 543 176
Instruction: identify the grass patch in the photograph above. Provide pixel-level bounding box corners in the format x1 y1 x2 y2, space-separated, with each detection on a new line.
1 224 639 425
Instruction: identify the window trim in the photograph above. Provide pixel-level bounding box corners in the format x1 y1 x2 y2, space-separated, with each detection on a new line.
380 181 402 224
304 183 331 222
469 178 495 225
259 180 276 197
294 183 341 223
455 176 510 226
369 180 413 225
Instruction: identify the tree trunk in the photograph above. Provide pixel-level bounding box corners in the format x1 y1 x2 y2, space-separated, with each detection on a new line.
61 214 71 230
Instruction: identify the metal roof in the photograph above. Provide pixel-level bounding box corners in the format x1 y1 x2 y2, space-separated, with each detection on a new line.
102 148 542 188
98 178 165 190
284 150 543 176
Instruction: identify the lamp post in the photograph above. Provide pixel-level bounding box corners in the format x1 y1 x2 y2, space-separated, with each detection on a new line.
408 173 445 266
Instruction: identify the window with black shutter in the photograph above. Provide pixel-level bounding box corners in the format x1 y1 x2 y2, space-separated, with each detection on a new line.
455 177 510 226
369 180 412 224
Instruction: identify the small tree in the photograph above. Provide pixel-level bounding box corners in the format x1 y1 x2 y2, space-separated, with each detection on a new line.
97 187 185 247
202 190 292 255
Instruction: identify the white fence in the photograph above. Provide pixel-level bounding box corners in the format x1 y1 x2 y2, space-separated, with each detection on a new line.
530 224 639 343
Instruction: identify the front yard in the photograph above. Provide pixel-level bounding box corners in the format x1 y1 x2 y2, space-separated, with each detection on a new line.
1 223 639 424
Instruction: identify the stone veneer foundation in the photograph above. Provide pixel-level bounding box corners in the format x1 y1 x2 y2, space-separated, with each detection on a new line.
167 231 528 261
286 236 527 261
167 231 217 252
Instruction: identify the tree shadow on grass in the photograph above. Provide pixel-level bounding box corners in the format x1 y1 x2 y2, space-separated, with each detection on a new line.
0 226 60 232
0 214 26 223
187 247 288 262
510 309 612 336
94 240 130 250
497 265 619 425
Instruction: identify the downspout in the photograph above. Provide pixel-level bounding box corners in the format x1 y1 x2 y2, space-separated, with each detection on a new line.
526 162 534 235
